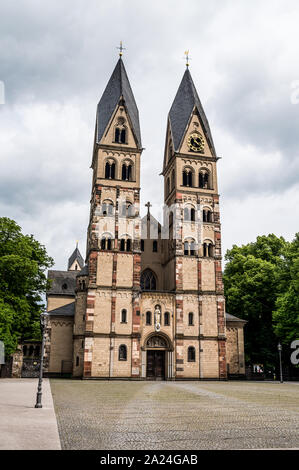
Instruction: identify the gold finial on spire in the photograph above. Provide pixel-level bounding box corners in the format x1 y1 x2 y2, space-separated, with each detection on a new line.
117 41 126 57
184 50 191 67
76 240 78 248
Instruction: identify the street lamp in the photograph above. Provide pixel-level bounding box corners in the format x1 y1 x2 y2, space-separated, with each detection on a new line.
35 311 48 408
277 342 283 384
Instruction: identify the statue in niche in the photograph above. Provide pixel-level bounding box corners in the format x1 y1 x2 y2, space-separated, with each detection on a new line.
154 304 161 332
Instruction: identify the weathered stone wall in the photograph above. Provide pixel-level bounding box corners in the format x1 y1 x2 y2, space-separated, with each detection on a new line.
48 316 73 373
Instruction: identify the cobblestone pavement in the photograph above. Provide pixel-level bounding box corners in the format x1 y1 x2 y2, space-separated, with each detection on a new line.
50 380 299 450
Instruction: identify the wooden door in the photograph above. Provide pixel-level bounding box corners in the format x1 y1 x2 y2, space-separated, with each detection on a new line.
146 350 165 379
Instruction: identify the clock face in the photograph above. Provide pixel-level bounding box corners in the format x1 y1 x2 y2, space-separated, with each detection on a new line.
187 133 204 152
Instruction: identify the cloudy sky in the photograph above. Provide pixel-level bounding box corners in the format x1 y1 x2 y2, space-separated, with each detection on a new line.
0 0 299 270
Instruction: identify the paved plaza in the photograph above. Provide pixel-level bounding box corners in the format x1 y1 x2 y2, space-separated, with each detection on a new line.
0 379 61 450
50 380 299 450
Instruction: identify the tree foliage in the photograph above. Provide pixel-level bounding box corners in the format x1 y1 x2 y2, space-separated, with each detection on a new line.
0 217 53 356
223 234 299 368
273 233 299 344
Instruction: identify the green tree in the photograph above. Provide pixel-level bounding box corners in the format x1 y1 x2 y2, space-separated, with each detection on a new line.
223 234 287 369
273 233 299 344
0 217 53 356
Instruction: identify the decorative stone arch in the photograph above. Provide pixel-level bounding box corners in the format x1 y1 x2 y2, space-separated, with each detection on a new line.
142 331 173 351
141 332 174 380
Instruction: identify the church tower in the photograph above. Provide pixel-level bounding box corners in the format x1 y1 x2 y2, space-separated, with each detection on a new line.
162 65 227 379
46 53 246 380
73 56 143 378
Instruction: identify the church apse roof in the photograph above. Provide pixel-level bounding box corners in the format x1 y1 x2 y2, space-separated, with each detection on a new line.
95 58 142 149
169 68 216 155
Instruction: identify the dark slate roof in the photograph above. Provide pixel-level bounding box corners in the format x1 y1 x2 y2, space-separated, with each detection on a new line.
76 264 89 276
47 270 77 296
96 58 142 149
67 247 84 270
169 68 216 155
225 312 247 323
48 302 75 317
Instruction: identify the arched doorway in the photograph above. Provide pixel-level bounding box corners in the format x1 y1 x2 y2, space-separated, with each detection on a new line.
143 333 173 380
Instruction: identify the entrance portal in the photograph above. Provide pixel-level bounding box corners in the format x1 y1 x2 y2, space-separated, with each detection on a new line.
146 350 165 379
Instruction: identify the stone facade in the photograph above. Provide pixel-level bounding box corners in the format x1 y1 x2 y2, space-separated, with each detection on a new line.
45 58 246 380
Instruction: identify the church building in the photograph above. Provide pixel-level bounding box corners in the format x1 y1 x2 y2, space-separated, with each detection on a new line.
44 54 246 380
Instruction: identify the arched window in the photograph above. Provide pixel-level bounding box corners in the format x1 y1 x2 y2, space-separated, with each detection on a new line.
100 235 113 251
119 237 132 252
23 345 27 356
188 312 194 326
152 240 158 252
203 241 214 257
105 161 116 179
119 344 127 361
184 206 196 222
121 201 134 218
121 163 132 181
29 345 34 356
102 201 114 216
184 239 196 256
164 311 170 326
141 240 145 251
182 169 193 187
146 311 152 325
199 170 211 189
203 209 213 223
115 127 127 144
188 346 196 362
121 309 127 323
76 356 79 366
141 269 157 291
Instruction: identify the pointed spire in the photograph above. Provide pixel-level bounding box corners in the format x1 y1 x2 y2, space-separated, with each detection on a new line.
95 58 142 149
68 245 84 271
168 68 216 155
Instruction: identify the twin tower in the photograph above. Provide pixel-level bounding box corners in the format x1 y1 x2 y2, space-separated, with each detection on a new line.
46 56 246 380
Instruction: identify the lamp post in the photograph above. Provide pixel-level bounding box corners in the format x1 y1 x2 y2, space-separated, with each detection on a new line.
277 342 283 384
35 312 48 408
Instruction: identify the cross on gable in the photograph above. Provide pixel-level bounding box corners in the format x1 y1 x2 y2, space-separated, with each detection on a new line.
145 201 152 216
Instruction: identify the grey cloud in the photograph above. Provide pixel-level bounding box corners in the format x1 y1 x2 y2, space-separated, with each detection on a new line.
1 0 299 269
